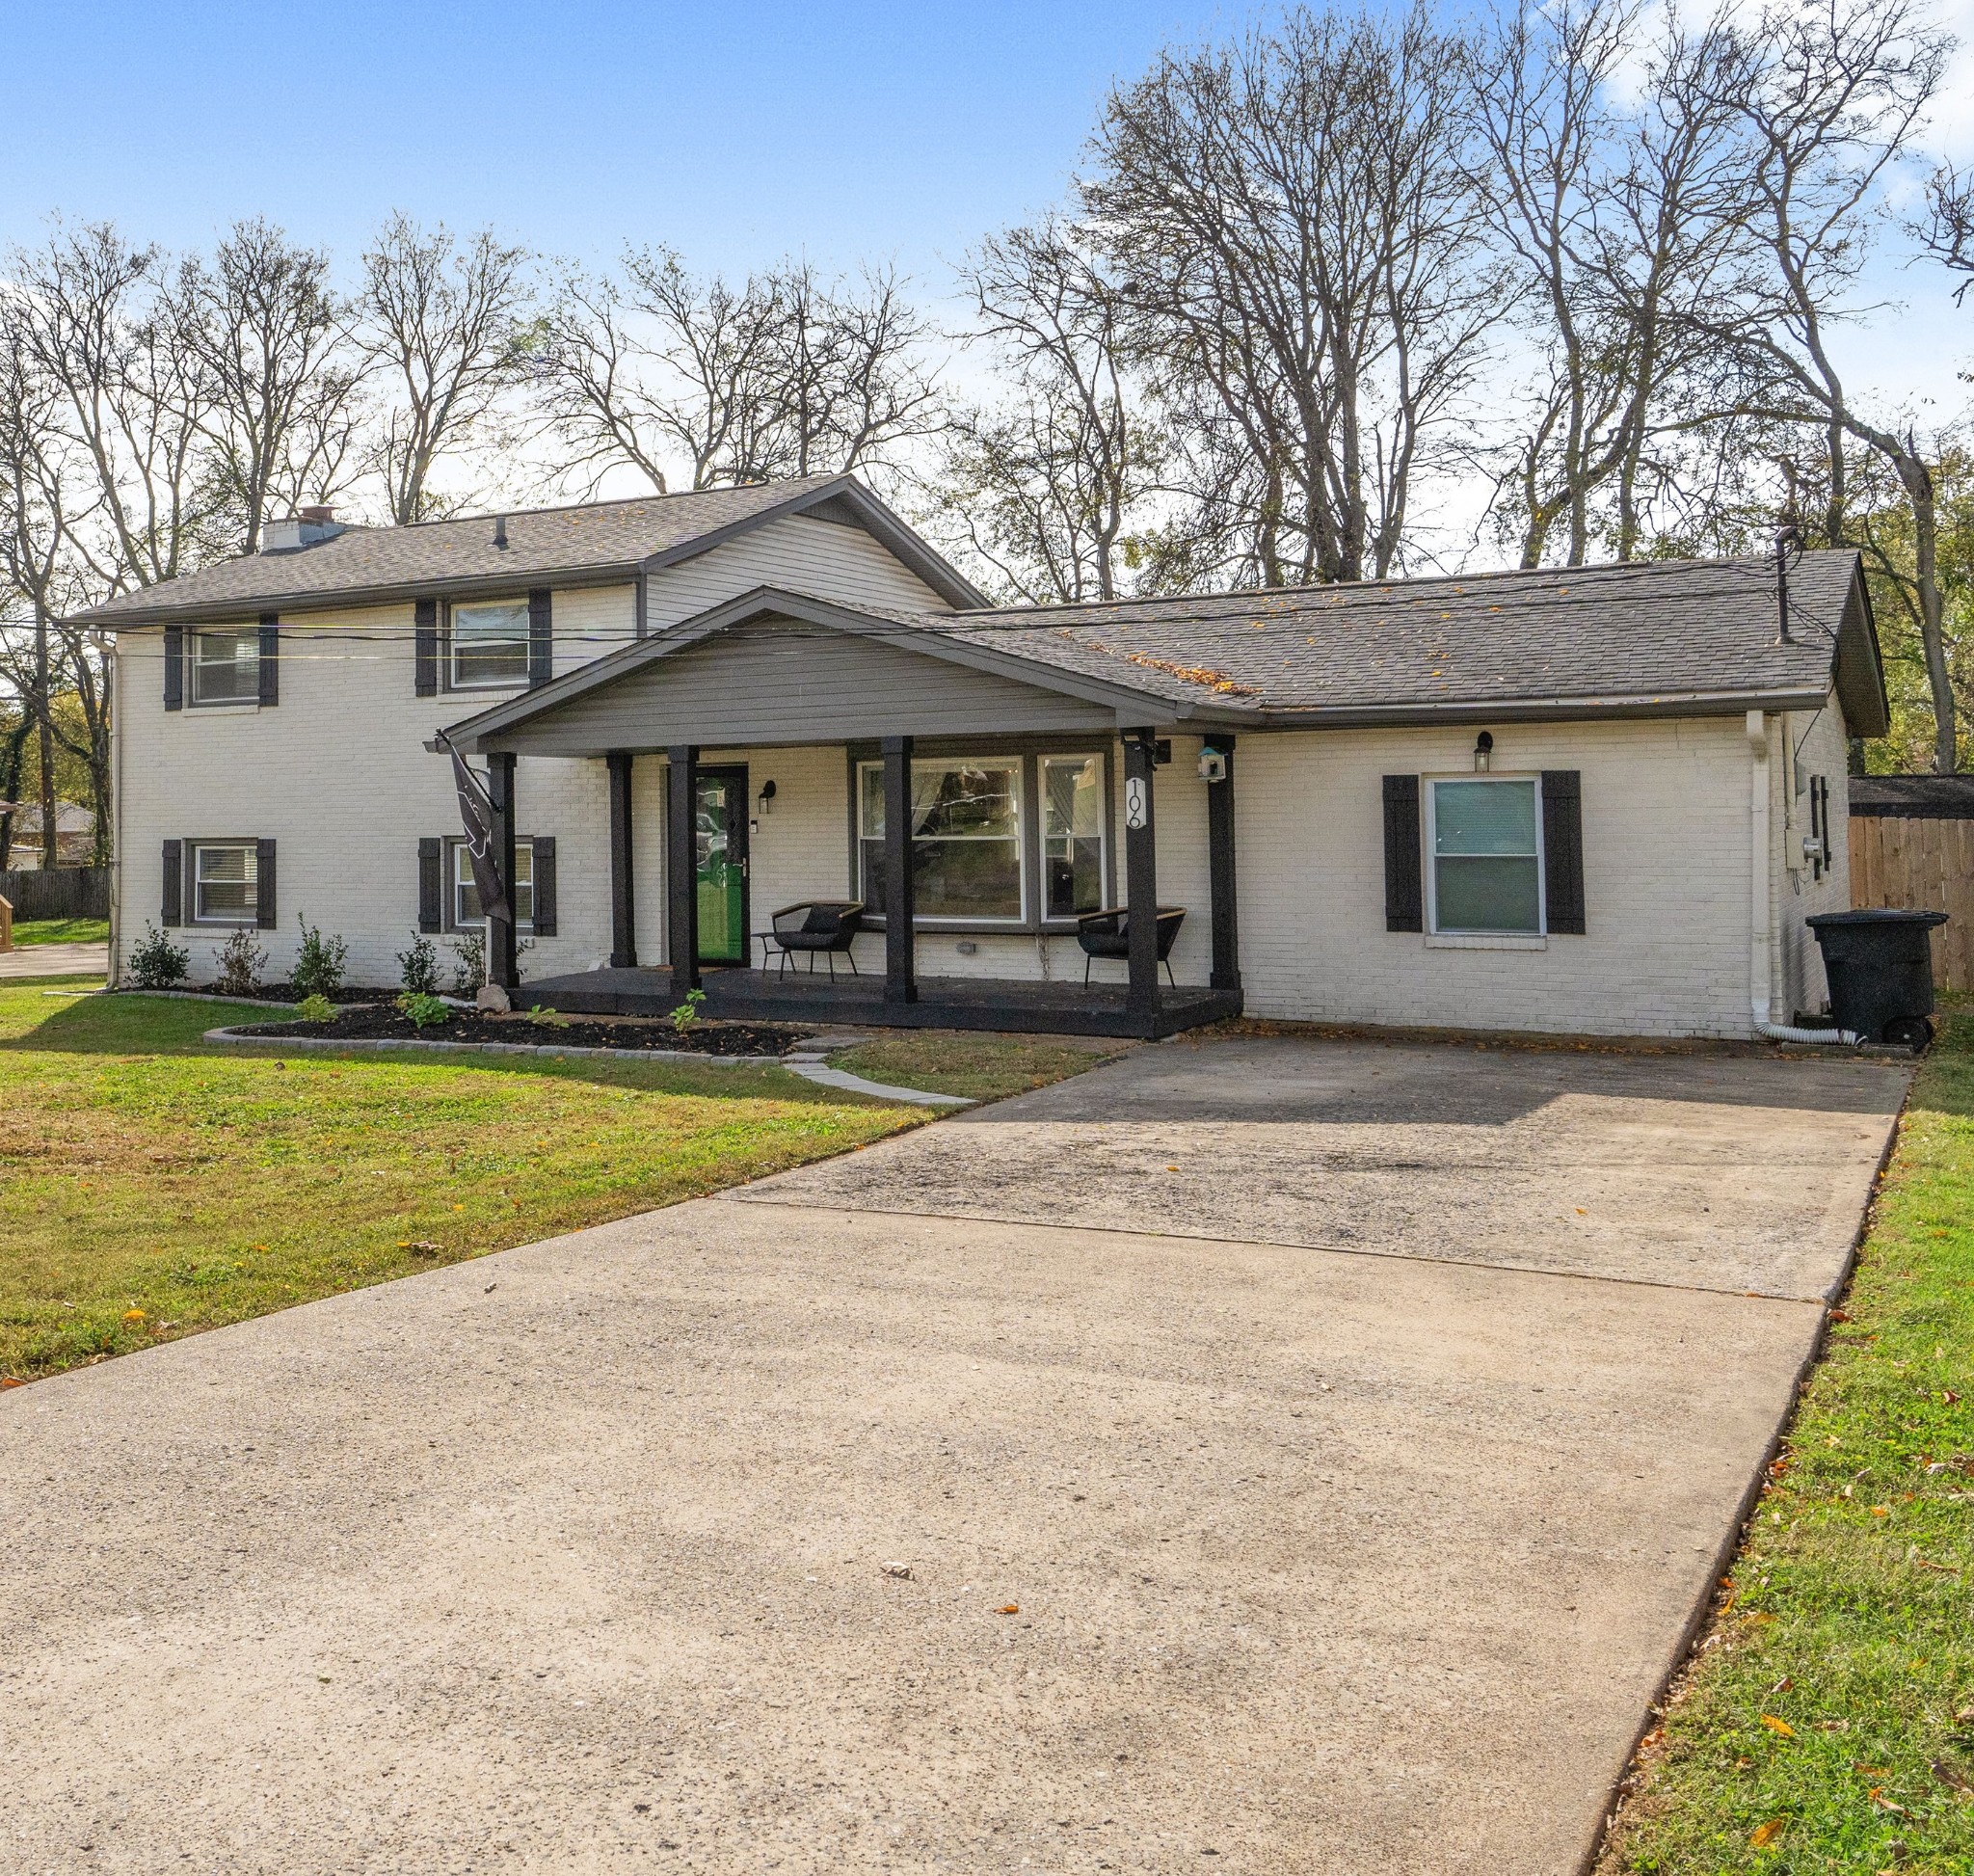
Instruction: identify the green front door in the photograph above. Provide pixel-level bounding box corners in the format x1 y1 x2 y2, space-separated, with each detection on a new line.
694 767 749 965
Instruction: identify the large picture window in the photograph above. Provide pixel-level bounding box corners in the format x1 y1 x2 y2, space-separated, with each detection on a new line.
191 628 259 705
449 601 530 689
451 838 534 929
1427 778 1543 935
858 759 1025 922
192 842 257 922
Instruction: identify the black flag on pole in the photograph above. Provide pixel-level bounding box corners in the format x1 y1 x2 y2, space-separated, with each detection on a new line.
438 729 510 925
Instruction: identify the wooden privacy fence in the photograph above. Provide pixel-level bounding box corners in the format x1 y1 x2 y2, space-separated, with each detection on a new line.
0 865 109 924
1849 776 1974 991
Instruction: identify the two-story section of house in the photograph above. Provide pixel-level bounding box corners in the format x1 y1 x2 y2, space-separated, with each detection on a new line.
82 475 984 989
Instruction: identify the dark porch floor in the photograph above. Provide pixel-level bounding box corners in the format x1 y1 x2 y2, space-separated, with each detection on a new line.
520 965 1241 1040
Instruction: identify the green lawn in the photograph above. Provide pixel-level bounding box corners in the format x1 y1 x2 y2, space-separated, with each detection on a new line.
833 1029 1133 1101
1602 1007 1974 1871
7 916 109 946
0 981 1096 1384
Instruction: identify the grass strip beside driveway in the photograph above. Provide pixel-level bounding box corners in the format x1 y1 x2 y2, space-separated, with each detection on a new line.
2 983 1061 1383
1602 1006 1974 1871
6 917 110 947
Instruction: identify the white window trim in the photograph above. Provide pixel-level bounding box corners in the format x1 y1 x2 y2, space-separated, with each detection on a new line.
857 755 1029 926
447 835 535 932
188 627 261 710
1040 753 1110 925
1424 773 1548 946
446 599 532 693
189 840 259 926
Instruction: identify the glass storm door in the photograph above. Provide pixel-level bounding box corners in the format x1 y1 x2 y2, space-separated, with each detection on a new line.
694 767 749 965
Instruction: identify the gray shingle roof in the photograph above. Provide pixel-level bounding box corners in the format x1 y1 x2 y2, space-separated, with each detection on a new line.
71 476 857 626
931 549 1877 725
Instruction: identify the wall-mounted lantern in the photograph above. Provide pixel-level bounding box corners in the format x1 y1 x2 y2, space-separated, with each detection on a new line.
1474 731 1494 772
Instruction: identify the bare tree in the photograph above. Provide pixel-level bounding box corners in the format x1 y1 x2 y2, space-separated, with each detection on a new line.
358 214 533 523
1080 4 1499 586
1694 0 1953 765
1475 0 1756 565
932 221 1160 602
533 249 941 494
3 221 222 595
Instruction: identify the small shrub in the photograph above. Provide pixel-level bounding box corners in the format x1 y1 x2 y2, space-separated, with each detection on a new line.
213 927 268 997
127 922 190 990
395 991 451 1029
671 986 707 1033
397 930 439 997
525 1004 571 1029
447 928 486 998
295 992 336 1023
292 917 349 1000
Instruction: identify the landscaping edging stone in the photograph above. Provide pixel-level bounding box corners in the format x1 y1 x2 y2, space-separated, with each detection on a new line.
198 1028 974 1106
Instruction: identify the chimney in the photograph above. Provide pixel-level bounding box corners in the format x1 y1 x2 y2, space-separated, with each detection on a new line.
493 514 509 549
260 506 347 553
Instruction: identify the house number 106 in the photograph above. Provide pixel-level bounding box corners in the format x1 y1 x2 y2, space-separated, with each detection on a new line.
1124 777 1149 830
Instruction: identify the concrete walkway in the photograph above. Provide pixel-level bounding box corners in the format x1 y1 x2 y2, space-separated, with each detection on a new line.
0 940 106 978
0 1035 1908 1874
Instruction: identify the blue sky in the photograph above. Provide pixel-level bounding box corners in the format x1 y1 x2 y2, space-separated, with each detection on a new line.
1 1 1253 275
4 0 1967 426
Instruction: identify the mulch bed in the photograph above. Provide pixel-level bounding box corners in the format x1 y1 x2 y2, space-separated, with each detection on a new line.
228 1005 812 1058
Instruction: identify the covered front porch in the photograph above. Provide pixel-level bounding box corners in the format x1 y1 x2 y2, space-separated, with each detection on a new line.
441 588 1250 1042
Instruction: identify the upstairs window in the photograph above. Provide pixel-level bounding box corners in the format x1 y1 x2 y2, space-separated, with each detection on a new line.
191 628 260 705
1427 778 1543 935
449 601 530 689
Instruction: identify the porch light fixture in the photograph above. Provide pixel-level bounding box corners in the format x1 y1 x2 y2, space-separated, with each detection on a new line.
1474 731 1494 772
757 779 776 817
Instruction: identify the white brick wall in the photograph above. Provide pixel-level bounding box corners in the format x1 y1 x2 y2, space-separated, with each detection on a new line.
112 516 1843 1038
1235 717 1767 1038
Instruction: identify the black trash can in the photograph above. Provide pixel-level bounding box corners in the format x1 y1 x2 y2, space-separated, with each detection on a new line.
1805 909 1949 1049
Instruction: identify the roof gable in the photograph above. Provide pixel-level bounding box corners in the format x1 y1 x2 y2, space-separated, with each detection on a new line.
71 474 985 627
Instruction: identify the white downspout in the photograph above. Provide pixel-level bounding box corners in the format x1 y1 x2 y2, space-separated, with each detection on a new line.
107 634 122 989
1748 708 1856 1045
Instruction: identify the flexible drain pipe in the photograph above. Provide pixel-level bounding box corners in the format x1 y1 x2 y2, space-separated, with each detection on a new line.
1747 710 1859 1045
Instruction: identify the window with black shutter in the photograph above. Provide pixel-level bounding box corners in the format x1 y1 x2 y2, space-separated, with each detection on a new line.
528 589 553 688
255 839 278 929
1382 775 1423 932
163 628 183 710
417 837 444 933
414 599 440 697
162 839 183 924
530 836 557 935
257 615 280 707
1539 769 1586 934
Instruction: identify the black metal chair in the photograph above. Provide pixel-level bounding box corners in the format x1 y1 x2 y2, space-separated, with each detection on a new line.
1076 905 1187 987
760 900 866 980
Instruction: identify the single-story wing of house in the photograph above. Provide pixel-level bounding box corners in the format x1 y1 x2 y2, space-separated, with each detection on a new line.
74 472 1884 1040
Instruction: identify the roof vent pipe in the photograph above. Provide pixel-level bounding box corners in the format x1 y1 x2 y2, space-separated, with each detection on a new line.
494 514 509 549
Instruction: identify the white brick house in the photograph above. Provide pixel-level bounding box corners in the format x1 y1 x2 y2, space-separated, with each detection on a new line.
77 474 1887 1041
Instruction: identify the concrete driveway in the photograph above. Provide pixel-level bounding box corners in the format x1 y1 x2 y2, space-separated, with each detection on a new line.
0 1035 1907 1875
0 940 106 978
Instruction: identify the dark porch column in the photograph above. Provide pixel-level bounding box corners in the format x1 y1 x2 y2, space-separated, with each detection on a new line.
607 750 636 969
488 751 519 991
1123 729 1160 1029
882 734 917 1005
1204 734 1240 995
667 744 699 1004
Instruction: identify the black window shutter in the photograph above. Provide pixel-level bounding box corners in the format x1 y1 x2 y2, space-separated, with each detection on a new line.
162 839 183 925
255 839 278 930
528 589 552 688
530 835 557 935
1540 770 1586 934
1382 775 1423 932
414 599 439 697
417 837 443 933
258 613 280 707
163 627 183 710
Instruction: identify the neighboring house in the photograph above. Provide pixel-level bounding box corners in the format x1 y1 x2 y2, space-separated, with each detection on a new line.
73 473 1885 1040
1 800 97 867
